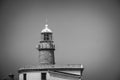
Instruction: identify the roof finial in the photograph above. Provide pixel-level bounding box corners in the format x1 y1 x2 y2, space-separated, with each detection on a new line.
41 17 52 33
45 17 48 29
45 24 48 29
46 17 48 24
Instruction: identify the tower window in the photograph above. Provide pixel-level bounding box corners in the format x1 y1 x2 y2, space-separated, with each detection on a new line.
23 73 26 80
41 73 46 80
46 34 49 40
46 37 49 40
44 33 50 40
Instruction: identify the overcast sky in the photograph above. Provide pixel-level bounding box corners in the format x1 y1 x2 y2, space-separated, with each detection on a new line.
0 0 120 80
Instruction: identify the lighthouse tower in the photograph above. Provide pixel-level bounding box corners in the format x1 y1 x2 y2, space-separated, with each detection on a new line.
37 24 55 65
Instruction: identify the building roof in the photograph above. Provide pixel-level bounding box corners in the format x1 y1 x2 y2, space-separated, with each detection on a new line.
19 64 83 69
41 24 52 33
18 64 84 73
48 70 81 78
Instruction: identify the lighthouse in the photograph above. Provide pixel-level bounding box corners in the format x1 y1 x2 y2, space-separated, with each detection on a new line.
36 24 55 65
18 23 84 80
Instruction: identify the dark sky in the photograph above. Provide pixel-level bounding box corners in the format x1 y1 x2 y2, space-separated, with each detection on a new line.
0 0 120 80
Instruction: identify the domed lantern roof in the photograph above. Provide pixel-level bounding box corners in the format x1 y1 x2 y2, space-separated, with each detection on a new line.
41 24 52 33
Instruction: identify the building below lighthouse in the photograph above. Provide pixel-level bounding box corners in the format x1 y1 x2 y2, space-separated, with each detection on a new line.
18 24 84 80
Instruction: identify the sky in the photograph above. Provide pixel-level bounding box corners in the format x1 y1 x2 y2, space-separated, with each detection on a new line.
0 0 120 80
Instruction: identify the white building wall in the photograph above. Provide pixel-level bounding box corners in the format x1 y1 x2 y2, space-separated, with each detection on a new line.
27 72 41 80
19 71 81 80
19 72 41 80
19 71 47 80
19 73 23 80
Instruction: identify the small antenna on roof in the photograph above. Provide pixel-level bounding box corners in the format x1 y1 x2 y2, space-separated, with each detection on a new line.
45 16 48 28
46 16 48 24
